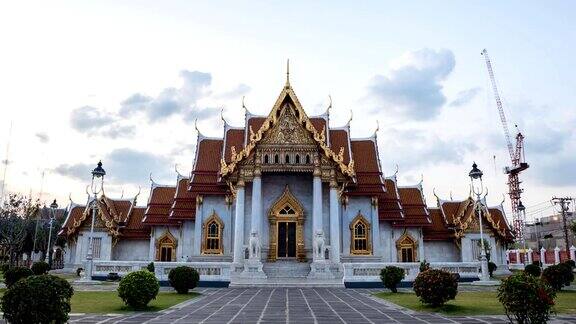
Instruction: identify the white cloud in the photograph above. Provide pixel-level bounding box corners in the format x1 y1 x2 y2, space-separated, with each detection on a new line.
368 48 455 120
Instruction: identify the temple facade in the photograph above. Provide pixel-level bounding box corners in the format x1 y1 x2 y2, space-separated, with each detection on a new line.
59 75 515 286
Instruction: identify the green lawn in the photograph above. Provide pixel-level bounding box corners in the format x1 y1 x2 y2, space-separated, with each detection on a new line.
375 290 576 316
0 289 198 314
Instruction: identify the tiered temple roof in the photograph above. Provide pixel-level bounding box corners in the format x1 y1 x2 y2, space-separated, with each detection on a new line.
60 77 514 245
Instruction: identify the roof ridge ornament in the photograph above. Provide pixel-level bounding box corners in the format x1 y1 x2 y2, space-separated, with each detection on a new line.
285 59 290 88
346 109 353 127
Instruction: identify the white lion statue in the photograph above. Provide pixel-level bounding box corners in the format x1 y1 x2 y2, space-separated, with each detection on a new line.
249 230 260 260
313 230 325 260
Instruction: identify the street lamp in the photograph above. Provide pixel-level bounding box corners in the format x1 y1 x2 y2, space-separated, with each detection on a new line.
469 162 490 282
47 199 58 268
85 161 105 281
518 200 527 264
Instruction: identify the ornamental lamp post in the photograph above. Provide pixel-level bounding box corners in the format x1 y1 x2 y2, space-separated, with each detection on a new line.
517 200 528 264
469 162 490 282
85 161 105 281
47 199 58 268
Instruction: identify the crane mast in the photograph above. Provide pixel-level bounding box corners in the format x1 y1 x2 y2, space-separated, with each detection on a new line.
481 49 530 243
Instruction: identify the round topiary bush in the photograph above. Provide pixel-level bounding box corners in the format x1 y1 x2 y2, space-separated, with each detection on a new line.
1 274 74 324
31 261 50 275
147 262 155 273
524 264 541 277
488 262 497 277
169 266 200 294
498 271 555 324
380 266 405 293
4 266 34 288
117 270 159 309
542 264 574 291
413 269 458 307
564 259 575 269
0 263 10 273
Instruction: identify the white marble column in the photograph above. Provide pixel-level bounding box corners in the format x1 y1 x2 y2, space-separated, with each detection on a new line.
329 180 340 264
250 174 262 257
193 196 203 256
233 179 245 265
554 247 560 264
312 171 323 261
540 247 546 264
570 246 576 261
370 197 381 258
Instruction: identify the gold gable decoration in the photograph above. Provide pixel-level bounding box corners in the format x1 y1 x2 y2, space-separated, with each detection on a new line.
452 198 507 240
220 85 355 179
66 196 122 238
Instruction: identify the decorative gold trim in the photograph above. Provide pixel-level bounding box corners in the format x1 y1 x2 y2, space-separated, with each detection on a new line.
220 85 355 179
349 212 372 255
201 210 224 255
267 186 306 262
396 232 417 262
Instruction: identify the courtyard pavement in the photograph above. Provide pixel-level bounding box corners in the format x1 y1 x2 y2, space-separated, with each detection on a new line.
12 287 571 324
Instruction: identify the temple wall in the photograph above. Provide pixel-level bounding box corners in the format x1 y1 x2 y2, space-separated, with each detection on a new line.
379 222 394 262
461 232 498 262
150 225 181 260
113 240 149 261
424 241 461 262
180 220 194 260
257 173 316 258
74 230 113 262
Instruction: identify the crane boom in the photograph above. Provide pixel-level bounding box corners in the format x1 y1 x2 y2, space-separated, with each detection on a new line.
482 49 515 161
481 49 530 244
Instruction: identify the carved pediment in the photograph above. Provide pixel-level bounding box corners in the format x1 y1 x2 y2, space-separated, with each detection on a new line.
260 104 316 146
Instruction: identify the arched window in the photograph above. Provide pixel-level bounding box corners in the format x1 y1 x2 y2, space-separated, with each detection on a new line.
396 234 417 262
350 213 371 255
295 154 300 164
274 154 279 164
306 155 311 164
202 211 224 255
156 231 177 262
285 154 290 164
264 154 269 164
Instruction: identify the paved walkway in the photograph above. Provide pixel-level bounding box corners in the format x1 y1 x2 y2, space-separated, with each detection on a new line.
50 288 575 324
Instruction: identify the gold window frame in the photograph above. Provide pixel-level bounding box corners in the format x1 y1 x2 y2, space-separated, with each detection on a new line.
155 229 178 262
396 233 418 262
350 212 372 255
201 211 224 255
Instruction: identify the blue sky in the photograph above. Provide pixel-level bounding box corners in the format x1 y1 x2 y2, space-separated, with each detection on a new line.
0 1 574 220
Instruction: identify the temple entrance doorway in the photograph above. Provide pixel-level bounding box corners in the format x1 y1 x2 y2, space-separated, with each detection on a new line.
267 186 306 262
277 221 297 258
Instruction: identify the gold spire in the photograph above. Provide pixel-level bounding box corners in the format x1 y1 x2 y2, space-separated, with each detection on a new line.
285 59 290 88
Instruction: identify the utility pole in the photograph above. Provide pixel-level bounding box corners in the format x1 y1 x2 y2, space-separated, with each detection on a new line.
552 197 573 254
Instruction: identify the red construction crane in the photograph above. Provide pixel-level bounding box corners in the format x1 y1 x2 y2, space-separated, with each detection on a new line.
481 49 529 242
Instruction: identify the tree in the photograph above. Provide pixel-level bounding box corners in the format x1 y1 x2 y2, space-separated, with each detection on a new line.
570 220 576 239
0 194 40 265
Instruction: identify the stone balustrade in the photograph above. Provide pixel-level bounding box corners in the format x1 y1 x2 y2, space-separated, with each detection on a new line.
506 246 576 269
91 260 231 282
342 262 481 283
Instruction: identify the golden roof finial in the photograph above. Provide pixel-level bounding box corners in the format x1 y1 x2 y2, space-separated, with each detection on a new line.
285 59 290 88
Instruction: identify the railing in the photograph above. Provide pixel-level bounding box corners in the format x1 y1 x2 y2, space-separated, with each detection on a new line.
506 246 576 268
343 262 481 282
91 260 231 282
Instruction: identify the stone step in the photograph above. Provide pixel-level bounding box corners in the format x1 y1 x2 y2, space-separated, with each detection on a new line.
263 261 311 278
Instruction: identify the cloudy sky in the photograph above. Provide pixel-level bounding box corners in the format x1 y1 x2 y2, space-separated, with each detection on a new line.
0 1 574 221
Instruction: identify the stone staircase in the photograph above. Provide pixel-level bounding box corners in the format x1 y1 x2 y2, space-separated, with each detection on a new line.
263 260 311 279
229 261 344 287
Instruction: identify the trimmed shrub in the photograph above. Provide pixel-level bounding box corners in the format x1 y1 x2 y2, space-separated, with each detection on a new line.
488 262 497 277
76 267 83 277
413 269 458 307
118 270 159 309
380 266 405 293
419 260 430 272
31 261 50 275
147 262 155 273
1 274 74 324
0 263 10 273
524 264 541 277
542 264 574 291
564 259 575 269
169 266 200 294
107 272 120 281
4 266 33 288
498 271 555 324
